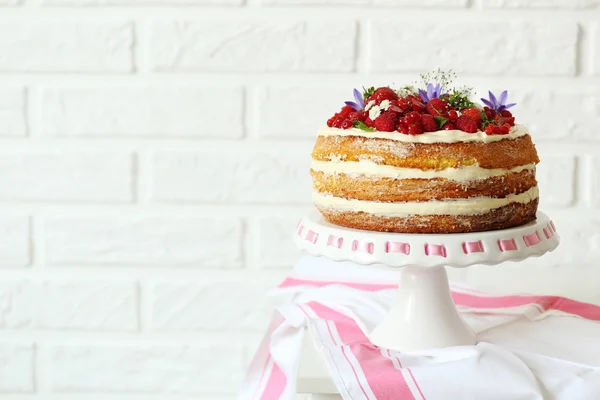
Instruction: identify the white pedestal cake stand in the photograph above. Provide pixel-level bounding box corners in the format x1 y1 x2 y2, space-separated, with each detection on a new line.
294 210 560 351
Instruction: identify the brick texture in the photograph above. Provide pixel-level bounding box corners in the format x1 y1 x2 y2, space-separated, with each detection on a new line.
257 216 300 268
36 87 243 138
0 88 26 137
257 86 348 139
151 282 275 331
369 21 577 75
0 22 133 72
482 0 600 8
0 217 30 267
0 3 596 399
0 153 133 202
0 281 137 330
50 344 246 394
537 156 576 207
45 217 243 268
42 0 241 4
0 344 34 392
150 148 313 203
148 20 357 72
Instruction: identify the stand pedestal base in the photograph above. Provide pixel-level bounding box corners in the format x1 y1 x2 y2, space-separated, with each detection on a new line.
369 266 477 351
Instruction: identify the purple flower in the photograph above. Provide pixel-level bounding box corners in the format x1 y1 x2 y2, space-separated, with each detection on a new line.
418 83 444 103
345 88 365 111
481 90 516 112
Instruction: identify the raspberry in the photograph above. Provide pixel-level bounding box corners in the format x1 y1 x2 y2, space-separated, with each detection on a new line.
485 124 505 135
348 110 366 122
405 111 421 125
396 97 412 112
408 123 423 135
367 87 398 105
374 111 400 132
411 98 426 113
448 110 458 122
441 122 455 130
501 123 511 134
503 116 515 126
500 110 512 118
327 114 337 127
397 118 409 134
483 106 496 120
426 98 450 117
364 117 374 127
332 116 345 128
341 119 354 130
420 114 437 132
340 105 354 117
460 108 483 127
455 115 478 133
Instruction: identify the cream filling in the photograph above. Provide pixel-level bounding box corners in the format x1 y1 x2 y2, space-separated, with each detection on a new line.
318 124 529 144
311 160 536 181
313 186 539 217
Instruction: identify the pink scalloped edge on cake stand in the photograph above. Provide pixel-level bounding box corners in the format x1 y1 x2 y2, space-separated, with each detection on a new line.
293 209 560 351
294 210 559 268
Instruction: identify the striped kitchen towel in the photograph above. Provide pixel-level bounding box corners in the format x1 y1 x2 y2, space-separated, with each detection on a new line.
239 257 600 400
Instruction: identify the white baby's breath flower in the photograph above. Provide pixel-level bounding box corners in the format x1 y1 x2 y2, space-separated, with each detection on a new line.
368 105 381 120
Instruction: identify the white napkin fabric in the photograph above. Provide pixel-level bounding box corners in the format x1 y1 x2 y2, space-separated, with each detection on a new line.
239 256 600 400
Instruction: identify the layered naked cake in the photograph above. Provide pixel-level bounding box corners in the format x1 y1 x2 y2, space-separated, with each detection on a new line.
311 72 540 233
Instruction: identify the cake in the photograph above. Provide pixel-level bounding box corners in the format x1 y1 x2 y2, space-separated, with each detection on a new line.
311 71 539 234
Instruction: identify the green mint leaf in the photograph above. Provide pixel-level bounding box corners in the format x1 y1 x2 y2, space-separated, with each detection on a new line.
434 116 449 128
362 86 375 101
353 120 375 132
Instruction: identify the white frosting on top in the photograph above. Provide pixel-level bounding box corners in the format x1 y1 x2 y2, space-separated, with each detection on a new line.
313 186 539 217
318 124 529 144
311 160 535 182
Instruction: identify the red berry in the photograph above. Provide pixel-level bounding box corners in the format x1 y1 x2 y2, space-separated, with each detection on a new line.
396 97 412 112
426 98 450 117
411 98 426 113
367 87 398 105
500 110 513 118
448 110 458 122
332 115 345 128
455 115 478 133
503 116 515 126
348 110 366 122
364 117 374 127
483 106 496 120
327 115 337 127
485 124 505 135
501 123 511 134
341 119 354 130
340 105 354 117
374 112 400 132
420 114 437 132
460 108 483 127
441 122 455 130
408 123 424 135
406 111 421 125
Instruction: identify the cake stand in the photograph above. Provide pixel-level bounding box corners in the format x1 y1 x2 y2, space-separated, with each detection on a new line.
294 210 560 351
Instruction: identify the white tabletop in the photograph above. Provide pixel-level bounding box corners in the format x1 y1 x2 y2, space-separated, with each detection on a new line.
296 328 340 399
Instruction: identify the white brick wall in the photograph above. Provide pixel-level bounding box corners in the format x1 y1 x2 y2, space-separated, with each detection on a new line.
0 1 598 398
